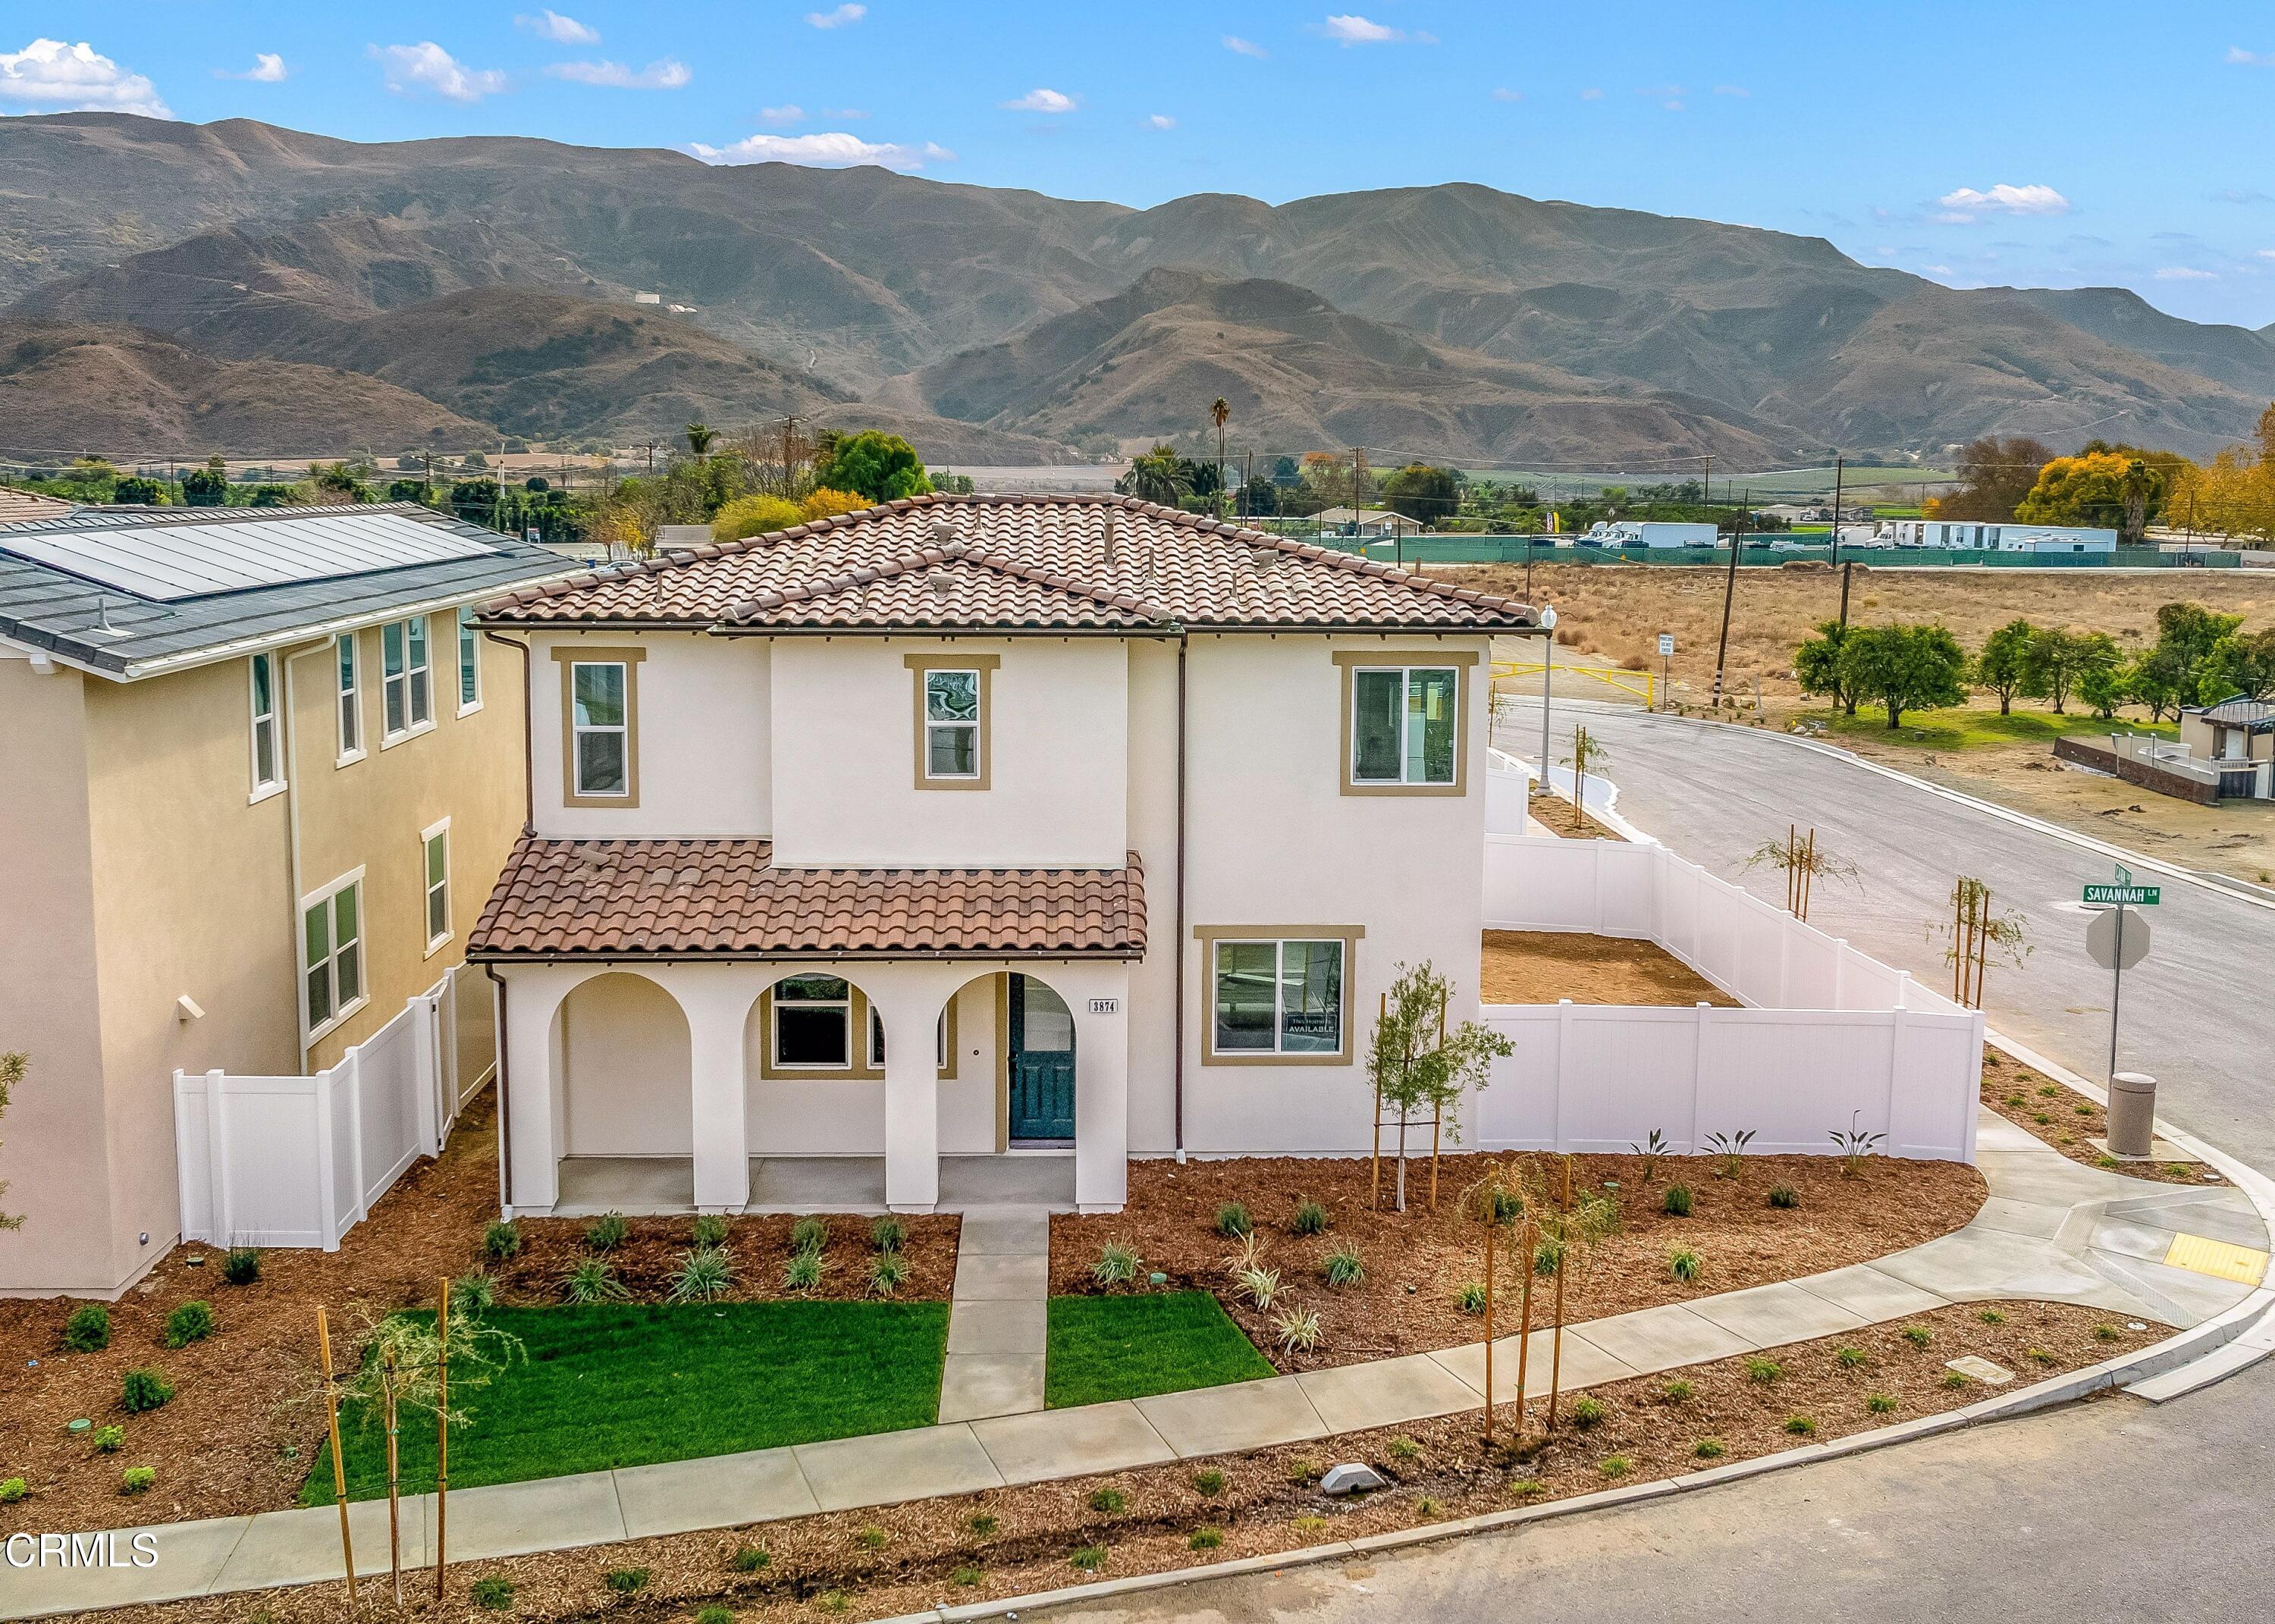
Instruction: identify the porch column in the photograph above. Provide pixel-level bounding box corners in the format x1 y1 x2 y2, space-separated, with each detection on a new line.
1065 963 1131 1212
499 964 587 1216
870 969 962 1212
654 967 755 1212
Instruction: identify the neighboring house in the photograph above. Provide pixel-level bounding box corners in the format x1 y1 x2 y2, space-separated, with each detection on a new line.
1312 507 1426 538
468 494 1541 1216
0 486 77 523
0 504 573 1296
1877 519 2118 553
2057 698 2273 804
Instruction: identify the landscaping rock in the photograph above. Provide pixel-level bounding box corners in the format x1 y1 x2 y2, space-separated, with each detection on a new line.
1320 1463 1388 1496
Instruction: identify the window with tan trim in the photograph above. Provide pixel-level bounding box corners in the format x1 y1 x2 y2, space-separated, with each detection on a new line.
1332 650 1478 795
756 977 884 1080
552 645 645 807
1192 925 1364 1065
905 652 999 790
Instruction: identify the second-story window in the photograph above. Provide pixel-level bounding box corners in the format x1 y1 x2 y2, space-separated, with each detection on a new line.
249 651 282 796
382 616 432 738
457 607 482 713
1350 666 1458 786
336 633 362 760
924 669 981 779
571 660 629 795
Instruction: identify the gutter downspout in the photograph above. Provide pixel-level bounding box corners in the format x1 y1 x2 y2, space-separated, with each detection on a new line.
1172 626 1189 1162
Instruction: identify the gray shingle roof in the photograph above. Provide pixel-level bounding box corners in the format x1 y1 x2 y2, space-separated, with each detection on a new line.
0 503 576 679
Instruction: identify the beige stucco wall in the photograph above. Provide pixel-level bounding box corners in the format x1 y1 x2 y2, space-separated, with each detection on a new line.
561 971 693 1155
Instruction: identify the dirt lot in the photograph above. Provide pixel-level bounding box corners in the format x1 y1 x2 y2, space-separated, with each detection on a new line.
1480 930 1736 1006
1053 1149 1985 1373
0 1095 959 1533
77 1300 2158 1624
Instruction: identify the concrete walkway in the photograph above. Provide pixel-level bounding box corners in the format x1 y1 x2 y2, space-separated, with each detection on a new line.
939 1209 1053 1422
9 1111 2266 1621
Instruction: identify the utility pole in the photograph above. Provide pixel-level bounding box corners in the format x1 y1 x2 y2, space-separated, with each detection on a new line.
781 415 800 497
1242 450 1254 522
1838 560 1854 628
1709 460 1741 708
1826 453 1844 572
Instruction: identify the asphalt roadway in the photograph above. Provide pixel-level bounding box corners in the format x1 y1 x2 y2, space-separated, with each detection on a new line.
1043 701 2275 1624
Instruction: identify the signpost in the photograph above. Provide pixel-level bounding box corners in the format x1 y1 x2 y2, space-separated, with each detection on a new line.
2082 864 2157 1086
1536 605 1560 788
1657 633 1674 710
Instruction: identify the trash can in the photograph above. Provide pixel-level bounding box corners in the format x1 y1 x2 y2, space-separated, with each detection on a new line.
2107 1072 2157 1158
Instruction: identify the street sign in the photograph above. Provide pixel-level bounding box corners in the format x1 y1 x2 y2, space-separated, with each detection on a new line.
1657 633 1674 657
2083 884 2160 906
2086 908 2151 971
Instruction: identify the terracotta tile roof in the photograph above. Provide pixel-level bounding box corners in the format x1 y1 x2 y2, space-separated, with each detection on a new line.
468 836 1147 959
479 493 1536 634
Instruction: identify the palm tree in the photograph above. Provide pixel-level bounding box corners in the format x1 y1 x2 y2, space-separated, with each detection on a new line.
684 422 717 456
1210 397 1231 519
1124 444 1192 506
2118 459 2154 545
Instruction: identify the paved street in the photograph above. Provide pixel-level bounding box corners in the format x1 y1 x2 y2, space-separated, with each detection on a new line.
1497 701 2275 1177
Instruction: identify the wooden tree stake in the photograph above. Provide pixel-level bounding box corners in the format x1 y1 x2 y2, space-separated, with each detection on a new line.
315 1309 357 1612
1482 1202 1497 1447
435 1276 451 1605
383 1344 403 1610
1370 992 1385 1210
1513 1215 1536 1442
1546 1157 1571 1432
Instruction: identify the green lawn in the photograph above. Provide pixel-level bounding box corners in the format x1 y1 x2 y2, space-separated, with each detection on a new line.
1044 1293 1276 1409
301 1301 948 1503
1805 704 2177 752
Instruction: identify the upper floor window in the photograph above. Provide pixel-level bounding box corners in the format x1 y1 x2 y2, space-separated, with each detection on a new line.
1335 653 1475 795
905 652 999 790
301 871 365 1037
553 646 645 808
249 651 282 798
382 616 431 740
422 820 451 952
457 607 482 714
335 633 363 762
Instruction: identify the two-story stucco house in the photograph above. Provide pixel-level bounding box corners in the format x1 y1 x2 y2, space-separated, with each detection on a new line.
467 494 1540 1215
0 504 570 1296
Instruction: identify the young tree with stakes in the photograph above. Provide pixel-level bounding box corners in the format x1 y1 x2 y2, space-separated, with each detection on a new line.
1745 826 1859 921
1937 876 2030 1009
1367 963 1513 1213
1567 726 1606 836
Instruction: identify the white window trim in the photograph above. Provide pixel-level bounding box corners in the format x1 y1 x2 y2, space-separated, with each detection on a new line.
455 607 484 718
248 651 285 804
300 867 369 1044
774 981 853 1071
1208 937 1348 1058
1349 663 1460 787
380 616 437 748
570 659 632 798
421 817 453 958
334 633 366 768
924 668 984 782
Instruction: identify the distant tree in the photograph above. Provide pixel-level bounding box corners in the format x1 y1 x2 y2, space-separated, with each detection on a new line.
384 478 434 506
799 486 868 521
180 456 228 506
2016 450 2166 540
461 450 489 469
1379 462 1461 526
1793 620 1861 717
684 422 717 456
810 431 932 503
1121 444 1192 506
1272 456 1299 484
305 462 374 504
523 476 550 494
2020 627 2115 714
1210 397 1231 519
2079 658 2128 720
1235 478 1280 517
929 471 975 494
1974 618 2038 715
1926 435 2055 522
1837 622 1969 728
711 494 806 542
0 1051 23 1231
447 477 500 525
111 476 164 505
2199 629 2275 704
1182 456 1220 500
2124 651 2183 723
246 484 300 506
2152 601 2245 699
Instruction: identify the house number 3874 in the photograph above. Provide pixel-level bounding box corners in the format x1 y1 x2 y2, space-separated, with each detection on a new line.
1087 998 1120 1014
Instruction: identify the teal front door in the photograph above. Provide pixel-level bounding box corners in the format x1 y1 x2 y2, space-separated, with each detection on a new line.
1006 974 1075 1143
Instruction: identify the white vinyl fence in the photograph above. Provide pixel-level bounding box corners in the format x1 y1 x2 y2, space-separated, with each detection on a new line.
1476 759 1982 1162
174 964 494 1249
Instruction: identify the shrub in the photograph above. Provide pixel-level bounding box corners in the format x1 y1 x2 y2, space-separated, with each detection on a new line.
1744 1357 1781 1385
165 1300 215 1349
1866 1393 1898 1414
2095 1323 2122 1342
452 1271 497 1313
1388 1435 1421 1460
692 1213 732 1247
482 1219 522 1261
696 1607 736 1624
1598 1456 1631 1478
730 1544 770 1572
1271 1308 1323 1355
584 1212 630 1252
1834 1346 1866 1369
1661 1183 1694 1218
2028 1346 2057 1365
603 1568 649 1594
1416 1494 1443 1517
1704 1128 1756 1177
1235 1265 1280 1310
1767 1184 1800 1210
871 1215 906 1253
953 1565 982 1586
1668 1246 1702 1284
856 1525 888 1550
562 1258 629 1306
867 1252 912 1297
1662 1380 1694 1403
1194 1469 1225 1497
1089 1487 1127 1513
1978 1309 2006 1325
1784 1416 1817 1436
121 1466 156 1494
1292 1514 1329 1536
791 1216 829 1255
1902 1325 1933 1348
1291 1199 1330 1237
1693 1437 1725 1459
1190 1527 1224 1550
1942 1370 1972 1389
1070 1545 1106 1572
92 1425 124 1453
668 1246 735 1303
1214 1202 1253 1238
818 1591 849 1614
1457 1281 1489 1315
121 1368 174 1413
1486 1187 1524 1224
1094 1241 1141 1287
64 1306 111 1353
1288 1456 1323 1484
1323 1241 1365 1288
1509 1478 1546 1496
469 1575 516 1610
1571 1396 1606 1428
1533 1237 1565 1277
783 1250 824 1291
222 1248 262 1286
0 1478 24 1504
968 1513 999 1536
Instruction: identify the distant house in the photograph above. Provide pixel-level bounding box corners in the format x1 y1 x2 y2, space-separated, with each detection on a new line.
1878 519 2117 554
2057 697 2273 804
0 486 77 524
1313 506 1425 538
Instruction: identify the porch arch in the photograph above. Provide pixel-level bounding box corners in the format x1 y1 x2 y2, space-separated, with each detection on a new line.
556 971 694 1156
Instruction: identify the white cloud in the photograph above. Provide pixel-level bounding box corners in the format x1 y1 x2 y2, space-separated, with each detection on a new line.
516 11 599 45
807 4 866 27
688 130 953 171
1321 14 1432 44
1000 87 1076 113
822 106 866 118
1922 264 1953 276
1491 86 1523 102
548 58 690 89
1934 183 2070 221
1663 99 1684 111
761 104 804 124
1714 83 1749 96
2155 266 2217 280
1579 86 1602 100
1145 113 1175 129
2226 45 2274 66
0 37 170 117
372 42 507 103
217 52 287 83
1223 35 1268 58
2260 249 2275 259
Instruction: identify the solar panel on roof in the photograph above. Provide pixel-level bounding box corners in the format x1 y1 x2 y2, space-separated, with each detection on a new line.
0 512 499 602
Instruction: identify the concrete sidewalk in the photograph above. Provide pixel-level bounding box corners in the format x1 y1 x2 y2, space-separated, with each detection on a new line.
8 1109 2266 1621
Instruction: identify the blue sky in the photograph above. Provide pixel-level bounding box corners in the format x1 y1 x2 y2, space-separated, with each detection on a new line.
9 2 2275 328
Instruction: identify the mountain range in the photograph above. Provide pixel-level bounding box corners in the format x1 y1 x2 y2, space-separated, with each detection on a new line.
5 111 2274 468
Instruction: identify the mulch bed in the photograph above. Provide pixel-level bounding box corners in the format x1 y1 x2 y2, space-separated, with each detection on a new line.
74 1300 2160 1624
1052 1149 1986 1374
1980 1048 2223 1187
1528 786 1625 842
0 1091 956 1535
1480 929 1738 1006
